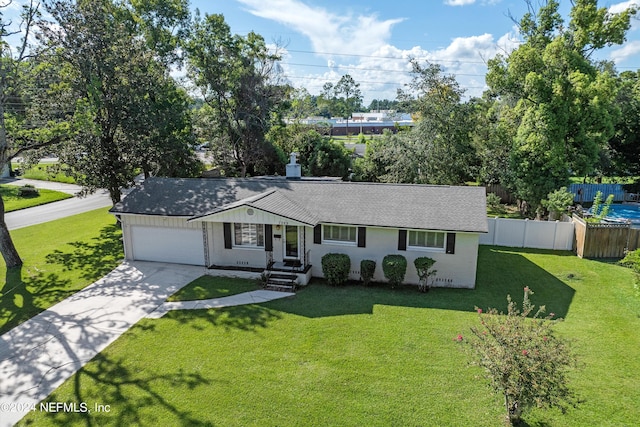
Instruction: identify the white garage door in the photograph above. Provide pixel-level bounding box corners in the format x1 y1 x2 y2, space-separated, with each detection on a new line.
131 226 205 265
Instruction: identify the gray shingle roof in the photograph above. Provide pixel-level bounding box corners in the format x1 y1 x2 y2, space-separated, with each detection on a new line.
111 177 488 233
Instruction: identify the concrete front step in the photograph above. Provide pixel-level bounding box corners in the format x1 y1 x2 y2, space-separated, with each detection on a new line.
269 273 297 280
265 277 297 292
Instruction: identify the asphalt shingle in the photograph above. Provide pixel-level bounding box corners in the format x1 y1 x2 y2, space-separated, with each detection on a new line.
111 177 488 233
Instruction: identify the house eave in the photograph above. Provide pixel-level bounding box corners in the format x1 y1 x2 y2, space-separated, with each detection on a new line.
188 204 317 227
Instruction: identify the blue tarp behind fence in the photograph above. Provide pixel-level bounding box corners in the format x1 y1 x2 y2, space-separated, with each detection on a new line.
568 183 626 204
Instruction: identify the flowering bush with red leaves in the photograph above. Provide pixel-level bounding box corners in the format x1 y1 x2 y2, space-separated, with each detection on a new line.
458 287 577 425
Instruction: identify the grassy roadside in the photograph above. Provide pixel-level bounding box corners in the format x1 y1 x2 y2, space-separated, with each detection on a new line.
0 185 72 212
0 208 123 334
11 162 76 184
21 246 640 426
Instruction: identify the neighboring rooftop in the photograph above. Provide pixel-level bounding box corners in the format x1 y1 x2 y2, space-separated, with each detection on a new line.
111 177 488 233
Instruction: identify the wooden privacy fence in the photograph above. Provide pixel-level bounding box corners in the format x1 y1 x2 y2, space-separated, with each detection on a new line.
484 184 517 205
573 214 640 258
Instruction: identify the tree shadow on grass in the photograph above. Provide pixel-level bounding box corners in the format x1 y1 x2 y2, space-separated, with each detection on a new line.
164 304 282 333
265 246 576 320
45 224 124 282
1 225 123 335
21 350 215 427
0 267 74 335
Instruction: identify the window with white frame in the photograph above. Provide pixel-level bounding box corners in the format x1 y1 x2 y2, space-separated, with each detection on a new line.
408 230 445 250
234 223 265 247
323 225 357 244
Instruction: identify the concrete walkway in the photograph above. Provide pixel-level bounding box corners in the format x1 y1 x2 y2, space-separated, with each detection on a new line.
147 290 295 319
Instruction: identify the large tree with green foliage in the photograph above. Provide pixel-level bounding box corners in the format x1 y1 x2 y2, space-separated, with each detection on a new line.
40 0 198 205
186 13 287 177
317 74 363 128
357 62 475 184
470 95 516 186
608 70 640 177
334 74 362 135
0 0 68 267
266 125 351 178
486 0 637 209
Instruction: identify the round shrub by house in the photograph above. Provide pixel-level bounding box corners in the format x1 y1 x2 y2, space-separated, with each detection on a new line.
382 254 407 288
360 259 376 286
414 257 437 292
321 253 351 286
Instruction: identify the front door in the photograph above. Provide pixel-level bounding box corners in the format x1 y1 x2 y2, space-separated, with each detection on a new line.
284 225 299 260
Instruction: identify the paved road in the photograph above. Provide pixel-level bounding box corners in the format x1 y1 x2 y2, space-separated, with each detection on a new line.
1 179 113 230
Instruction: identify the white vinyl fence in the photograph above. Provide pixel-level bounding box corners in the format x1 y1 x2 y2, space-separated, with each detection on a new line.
479 218 575 251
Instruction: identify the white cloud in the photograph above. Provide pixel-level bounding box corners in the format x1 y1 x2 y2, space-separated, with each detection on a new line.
444 0 502 5
609 0 640 14
444 0 476 6
237 0 404 56
610 40 640 62
608 1 640 64
237 0 520 102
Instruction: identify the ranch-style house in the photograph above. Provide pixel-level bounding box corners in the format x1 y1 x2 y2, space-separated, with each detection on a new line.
110 157 488 289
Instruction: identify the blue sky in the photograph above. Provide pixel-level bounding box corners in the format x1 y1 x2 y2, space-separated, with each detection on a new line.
193 0 640 104
3 0 639 105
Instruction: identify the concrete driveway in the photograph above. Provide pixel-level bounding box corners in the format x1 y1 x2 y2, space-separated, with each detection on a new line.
0 261 205 427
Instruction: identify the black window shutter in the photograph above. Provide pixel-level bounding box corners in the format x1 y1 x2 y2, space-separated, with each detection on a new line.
264 224 273 251
357 227 366 247
398 229 407 251
223 223 232 249
314 224 322 244
446 233 456 254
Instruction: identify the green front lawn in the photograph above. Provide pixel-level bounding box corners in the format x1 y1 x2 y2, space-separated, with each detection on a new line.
168 276 260 301
0 208 123 334
0 185 72 212
20 247 640 426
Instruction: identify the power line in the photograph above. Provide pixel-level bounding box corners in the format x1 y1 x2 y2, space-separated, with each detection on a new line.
282 62 488 78
273 48 640 71
277 48 495 65
280 74 488 91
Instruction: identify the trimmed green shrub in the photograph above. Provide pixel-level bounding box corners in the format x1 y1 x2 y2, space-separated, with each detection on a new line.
414 257 437 292
17 184 39 198
486 192 501 210
382 254 407 289
620 249 640 274
542 187 574 219
360 259 376 286
321 253 351 286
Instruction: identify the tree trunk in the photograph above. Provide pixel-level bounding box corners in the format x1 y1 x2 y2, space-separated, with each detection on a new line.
0 48 22 267
108 186 122 206
0 196 23 267
505 395 522 425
